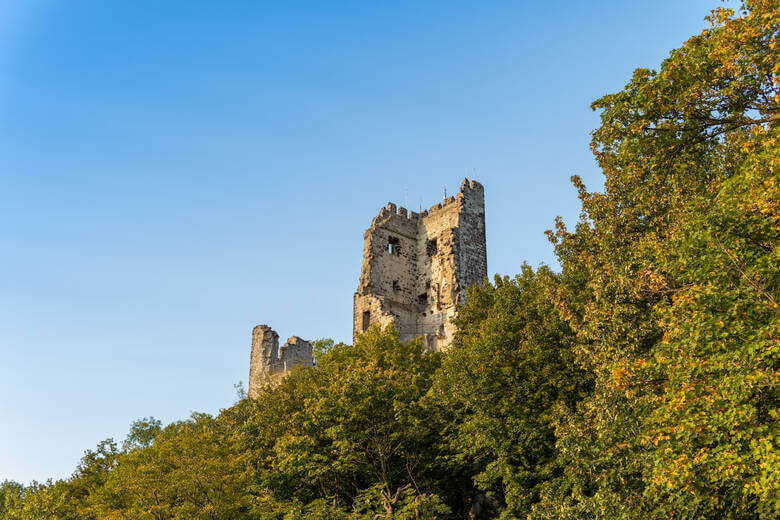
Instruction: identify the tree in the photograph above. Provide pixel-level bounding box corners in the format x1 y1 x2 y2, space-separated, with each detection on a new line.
432 267 591 519
539 1 778 518
92 413 249 520
241 326 452 518
0 481 23 517
122 417 162 451
0 440 119 520
311 338 336 366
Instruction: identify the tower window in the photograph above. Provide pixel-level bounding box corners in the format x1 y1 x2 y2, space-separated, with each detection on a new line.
362 310 371 331
426 239 437 256
388 236 400 255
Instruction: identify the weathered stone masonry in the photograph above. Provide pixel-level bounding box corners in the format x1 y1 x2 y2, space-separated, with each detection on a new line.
248 325 313 397
248 179 487 393
353 179 487 351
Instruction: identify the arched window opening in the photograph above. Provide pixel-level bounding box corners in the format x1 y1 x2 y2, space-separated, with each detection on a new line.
388 236 401 255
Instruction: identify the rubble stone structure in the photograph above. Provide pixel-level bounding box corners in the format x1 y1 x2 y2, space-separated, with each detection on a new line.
353 179 487 351
248 325 313 397
248 179 487 394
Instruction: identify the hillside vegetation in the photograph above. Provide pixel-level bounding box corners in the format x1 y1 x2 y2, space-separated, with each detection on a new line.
2 2 777 518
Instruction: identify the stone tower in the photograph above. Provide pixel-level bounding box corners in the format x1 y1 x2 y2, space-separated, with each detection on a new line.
353 179 487 351
248 325 313 397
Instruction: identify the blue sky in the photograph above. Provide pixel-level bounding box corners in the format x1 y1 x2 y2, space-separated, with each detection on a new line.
2 0 722 484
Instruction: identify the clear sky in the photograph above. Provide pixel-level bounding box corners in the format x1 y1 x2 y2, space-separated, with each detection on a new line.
2 0 723 484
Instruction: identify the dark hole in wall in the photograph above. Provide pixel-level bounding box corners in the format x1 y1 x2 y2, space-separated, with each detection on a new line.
417 293 428 305
392 280 400 292
362 310 371 331
388 236 400 255
426 239 437 256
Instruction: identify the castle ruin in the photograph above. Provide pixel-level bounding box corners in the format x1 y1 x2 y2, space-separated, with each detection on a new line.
248 179 487 393
353 178 487 351
248 326 313 397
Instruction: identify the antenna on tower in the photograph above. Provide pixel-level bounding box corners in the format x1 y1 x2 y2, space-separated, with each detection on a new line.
405 188 409 210
443 185 447 200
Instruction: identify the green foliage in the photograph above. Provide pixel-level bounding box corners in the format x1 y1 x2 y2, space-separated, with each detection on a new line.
0 327 454 519
311 338 336 365
0 440 119 520
122 417 162 451
538 1 779 518
96 411 250 519
0 482 23 516
242 326 451 517
433 267 591 518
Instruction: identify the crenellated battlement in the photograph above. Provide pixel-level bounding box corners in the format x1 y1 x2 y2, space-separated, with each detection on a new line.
369 178 485 225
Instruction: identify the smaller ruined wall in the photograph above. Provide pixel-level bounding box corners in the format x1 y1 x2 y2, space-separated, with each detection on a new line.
248 325 278 398
279 336 314 367
248 325 313 396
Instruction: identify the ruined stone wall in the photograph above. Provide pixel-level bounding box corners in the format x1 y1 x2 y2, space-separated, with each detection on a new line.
353 179 487 351
453 182 488 296
249 179 486 394
248 325 313 397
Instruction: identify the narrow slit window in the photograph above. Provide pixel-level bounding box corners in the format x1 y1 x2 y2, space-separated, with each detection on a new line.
426 239 437 256
362 310 371 331
392 280 400 292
